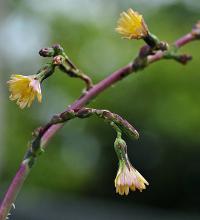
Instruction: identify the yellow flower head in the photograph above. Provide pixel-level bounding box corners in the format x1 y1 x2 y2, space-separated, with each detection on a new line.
7 74 42 109
115 161 149 195
116 8 148 40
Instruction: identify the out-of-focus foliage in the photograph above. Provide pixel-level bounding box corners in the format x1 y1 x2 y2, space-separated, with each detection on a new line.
0 0 200 218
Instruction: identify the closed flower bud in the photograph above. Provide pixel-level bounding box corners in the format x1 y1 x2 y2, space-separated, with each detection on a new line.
39 47 55 57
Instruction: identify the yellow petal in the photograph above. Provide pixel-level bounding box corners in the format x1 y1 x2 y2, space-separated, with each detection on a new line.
116 8 148 39
7 74 42 109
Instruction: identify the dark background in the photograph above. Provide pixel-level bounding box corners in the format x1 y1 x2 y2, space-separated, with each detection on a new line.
0 0 200 219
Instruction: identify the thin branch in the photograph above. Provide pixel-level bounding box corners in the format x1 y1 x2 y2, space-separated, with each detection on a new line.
0 25 199 220
41 32 198 147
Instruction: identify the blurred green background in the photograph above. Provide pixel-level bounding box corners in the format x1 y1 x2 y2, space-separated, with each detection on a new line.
1 0 200 219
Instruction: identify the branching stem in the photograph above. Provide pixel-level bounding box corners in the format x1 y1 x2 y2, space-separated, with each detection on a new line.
0 24 199 220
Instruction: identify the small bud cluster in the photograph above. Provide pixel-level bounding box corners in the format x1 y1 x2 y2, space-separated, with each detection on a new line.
7 43 93 108
39 44 64 57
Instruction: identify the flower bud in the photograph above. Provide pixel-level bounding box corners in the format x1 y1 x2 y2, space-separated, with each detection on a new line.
52 44 64 55
39 47 55 57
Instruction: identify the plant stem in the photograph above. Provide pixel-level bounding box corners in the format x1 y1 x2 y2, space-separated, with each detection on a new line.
41 33 196 148
0 30 198 220
0 164 29 220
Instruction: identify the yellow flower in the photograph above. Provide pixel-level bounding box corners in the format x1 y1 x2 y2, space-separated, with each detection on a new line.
116 8 148 40
7 74 42 109
115 161 149 195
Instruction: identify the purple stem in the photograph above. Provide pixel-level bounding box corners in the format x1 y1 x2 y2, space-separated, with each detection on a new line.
23 32 198 150
0 32 197 220
175 33 195 47
0 164 29 220
41 64 133 147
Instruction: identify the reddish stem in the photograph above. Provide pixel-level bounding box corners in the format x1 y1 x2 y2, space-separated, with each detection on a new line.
175 33 195 47
0 164 29 220
0 31 198 220
42 64 133 146
42 33 196 146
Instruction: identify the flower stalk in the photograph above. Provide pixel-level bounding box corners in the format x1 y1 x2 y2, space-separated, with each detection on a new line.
40 44 93 90
75 108 139 139
0 17 199 220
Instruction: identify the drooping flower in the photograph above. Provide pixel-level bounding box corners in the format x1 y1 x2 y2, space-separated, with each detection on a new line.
116 8 148 40
114 136 148 195
115 160 149 195
7 74 42 109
